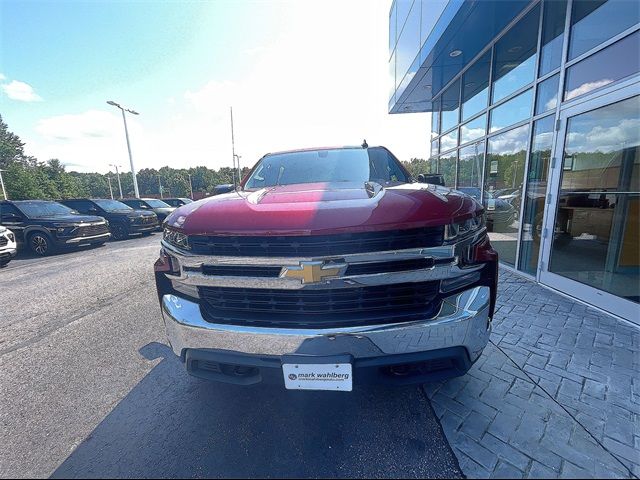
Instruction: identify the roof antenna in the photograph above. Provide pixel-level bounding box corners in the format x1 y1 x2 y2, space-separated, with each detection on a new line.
361 139 368 148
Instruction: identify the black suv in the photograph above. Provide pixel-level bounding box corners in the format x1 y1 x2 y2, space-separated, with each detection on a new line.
121 198 175 229
0 200 111 256
61 198 158 240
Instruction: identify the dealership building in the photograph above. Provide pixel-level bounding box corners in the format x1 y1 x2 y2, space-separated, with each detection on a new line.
389 0 639 323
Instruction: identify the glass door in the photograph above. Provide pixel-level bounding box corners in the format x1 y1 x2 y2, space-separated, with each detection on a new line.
540 88 640 323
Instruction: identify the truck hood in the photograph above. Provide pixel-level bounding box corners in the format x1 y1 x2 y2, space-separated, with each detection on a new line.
167 182 482 236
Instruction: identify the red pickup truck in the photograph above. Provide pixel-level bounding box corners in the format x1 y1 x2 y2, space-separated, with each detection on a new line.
155 145 497 391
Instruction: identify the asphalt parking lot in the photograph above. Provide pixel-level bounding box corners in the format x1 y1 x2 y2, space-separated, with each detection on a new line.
0 234 462 479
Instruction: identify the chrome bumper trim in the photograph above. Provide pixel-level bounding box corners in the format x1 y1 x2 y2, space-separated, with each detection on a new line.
65 232 111 243
161 285 491 361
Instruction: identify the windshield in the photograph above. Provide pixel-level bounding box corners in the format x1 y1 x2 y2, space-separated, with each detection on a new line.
16 201 79 218
145 199 172 208
93 199 133 212
243 147 409 189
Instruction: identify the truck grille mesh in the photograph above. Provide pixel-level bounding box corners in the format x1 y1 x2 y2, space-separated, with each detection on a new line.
198 281 441 328
189 226 444 257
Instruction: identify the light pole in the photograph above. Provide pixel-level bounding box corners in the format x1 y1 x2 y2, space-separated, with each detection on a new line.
109 163 123 199
187 174 194 199
158 175 163 198
107 176 114 199
107 100 140 198
0 169 7 200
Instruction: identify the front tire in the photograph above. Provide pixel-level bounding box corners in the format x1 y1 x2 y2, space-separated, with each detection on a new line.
111 223 129 241
29 232 53 256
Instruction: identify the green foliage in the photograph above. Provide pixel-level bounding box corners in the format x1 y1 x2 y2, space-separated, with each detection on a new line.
0 116 253 201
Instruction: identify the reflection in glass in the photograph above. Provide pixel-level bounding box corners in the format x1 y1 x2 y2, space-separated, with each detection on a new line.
389 1 397 53
492 5 540 104
564 31 639 101
431 139 439 158
549 96 639 303
519 116 554 275
569 0 640 60
395 1 421 86
462 51 490 121
441 79 460 132
460 114 486 145
539 0 567 76
484 124 530 266
457 141 485 201
440 128 458 153
389 51 397 103
535 74 560 115
490 89 533 133
438 151 457 188
431 97 441 139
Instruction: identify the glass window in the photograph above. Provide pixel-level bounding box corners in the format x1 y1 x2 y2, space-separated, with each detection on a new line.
389 51 397 102
244 148 410 189
564 30 640 102
396 0 413 32
484 124 530 266
395 1 421 84
431 139 439 158
539 0 567 76
462 51 490 121
460 114 486 145
535 73 560 115
549 95 640 303
431 97 441 139
440 128 458 153
438 151 457 188
518 115 554 275
441 79 460 132
490 89 533 133
390 1 397 53
457 141 485 200
569 0 640 60
492 5 540 104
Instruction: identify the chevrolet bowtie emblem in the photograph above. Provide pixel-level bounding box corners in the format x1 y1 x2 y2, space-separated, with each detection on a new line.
282 261 344 284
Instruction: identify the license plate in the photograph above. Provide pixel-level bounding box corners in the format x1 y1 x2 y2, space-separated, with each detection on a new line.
282 363 353 391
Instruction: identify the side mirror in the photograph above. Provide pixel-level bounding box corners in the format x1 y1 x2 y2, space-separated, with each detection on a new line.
214 184 235 195
421 174 446 187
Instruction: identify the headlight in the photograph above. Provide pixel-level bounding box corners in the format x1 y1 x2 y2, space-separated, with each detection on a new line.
163 227 190 250
444 214 486 241
129 217 137 223
52 223 78 235
7 232 15 242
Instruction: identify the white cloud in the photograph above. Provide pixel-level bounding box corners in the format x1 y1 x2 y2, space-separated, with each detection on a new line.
0 73 6 82
35 110 121 140
565 79 612 101
2 80 43 102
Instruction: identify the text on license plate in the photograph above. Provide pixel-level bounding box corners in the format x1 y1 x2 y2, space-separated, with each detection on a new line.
282 363 353 391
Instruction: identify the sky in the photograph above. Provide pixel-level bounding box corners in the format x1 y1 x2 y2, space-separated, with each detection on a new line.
0 0 430 174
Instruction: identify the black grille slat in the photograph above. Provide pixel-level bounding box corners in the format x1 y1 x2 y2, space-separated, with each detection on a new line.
0 237 7 247
189 227 444 257
200 265 282 277
77 224 109 237
198 281 441 328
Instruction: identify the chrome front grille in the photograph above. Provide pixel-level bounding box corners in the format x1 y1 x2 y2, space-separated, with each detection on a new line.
189 226 445 257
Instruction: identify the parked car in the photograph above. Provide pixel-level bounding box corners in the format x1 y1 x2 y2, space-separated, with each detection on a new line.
0 225 17 267
0 200 110 256
60 198 158 240
456 187 517 232
121 198 175 228
155 145 498 391
163 197 193 208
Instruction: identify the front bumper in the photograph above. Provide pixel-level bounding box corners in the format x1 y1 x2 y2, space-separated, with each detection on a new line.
130 224 157 234
161 285 491 385
0 248 17 263
61 232 111 245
